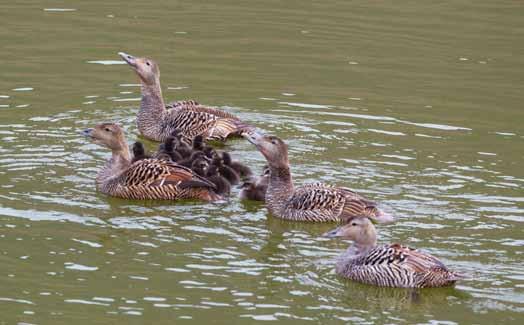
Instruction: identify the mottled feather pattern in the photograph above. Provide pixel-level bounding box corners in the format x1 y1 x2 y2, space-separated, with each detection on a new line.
337 244 460 288
275 182 383 222
98 159 218 201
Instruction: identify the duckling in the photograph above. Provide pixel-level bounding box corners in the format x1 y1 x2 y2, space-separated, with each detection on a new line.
192 135 206 152
131 141 150 163
222 151 252 179
81 123 219 201
191 158 231 196
118 52 254 142
179 151 209 168
239 166 269 201
173 132 192 158
203 146 218 160
153 136 183 162
324 217 463 288
211 156 240 185
244 131 394 223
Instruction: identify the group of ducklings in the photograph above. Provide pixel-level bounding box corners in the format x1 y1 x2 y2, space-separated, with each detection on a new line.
131 130 269 199
80 52 463 288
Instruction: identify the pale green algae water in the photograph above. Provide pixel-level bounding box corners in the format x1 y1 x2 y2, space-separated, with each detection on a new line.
0 1 523 324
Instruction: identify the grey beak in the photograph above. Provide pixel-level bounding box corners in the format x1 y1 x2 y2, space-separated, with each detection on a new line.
243 130 264 145
322 226 343 238
80 128 94 138
118 52 137 67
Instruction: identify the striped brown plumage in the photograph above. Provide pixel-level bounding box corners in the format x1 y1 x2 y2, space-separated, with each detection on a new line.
118 52 253 143
336 243 462 288
326 217 463 288
98 159 220 201
244 131 393 223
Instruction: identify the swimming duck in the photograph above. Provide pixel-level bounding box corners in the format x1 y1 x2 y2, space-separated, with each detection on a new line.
118 52 254 142
131 141 150 163
324 217 463 288
81 123 220 201
239 165 269 201
222 151 252 179
244 131 394 223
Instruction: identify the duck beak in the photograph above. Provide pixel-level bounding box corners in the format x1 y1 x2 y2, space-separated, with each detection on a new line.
80 128 94 138
243 130 264 146
118 52 138 68
322 226 344 238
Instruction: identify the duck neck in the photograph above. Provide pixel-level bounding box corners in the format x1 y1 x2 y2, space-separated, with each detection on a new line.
265 163 294 214
97 145 132 186
138 81 166 139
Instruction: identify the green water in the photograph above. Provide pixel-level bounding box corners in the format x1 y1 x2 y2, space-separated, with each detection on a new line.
1 0 523 323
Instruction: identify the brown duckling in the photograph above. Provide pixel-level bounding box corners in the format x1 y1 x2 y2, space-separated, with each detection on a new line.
244 131 394 223
222 151 252 179
179 151 209 168
131 141 150 163
118 52 254 142
153 136 183 162
191 158 231 196
81 123 220 201
324 217 463 288
211 156 240 185
192 135 206 152
239 166 269 201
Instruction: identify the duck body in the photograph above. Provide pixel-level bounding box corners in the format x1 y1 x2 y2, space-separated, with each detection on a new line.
336 243 461 288
82 123 220 202
98 158 219 201
325 217 463 288
119 52 253 143
244 131 393 223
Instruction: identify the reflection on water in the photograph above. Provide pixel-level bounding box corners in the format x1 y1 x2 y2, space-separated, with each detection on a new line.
1 0 524 323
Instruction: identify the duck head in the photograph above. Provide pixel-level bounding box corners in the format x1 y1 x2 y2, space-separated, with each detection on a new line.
323 217 377 246
118 52 160 86
81 123 127 151
244 131 289 169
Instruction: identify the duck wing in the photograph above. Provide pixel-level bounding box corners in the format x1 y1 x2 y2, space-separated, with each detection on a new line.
164 104 253 141
283 183 347 222
354 244 457 287
121 159 215 188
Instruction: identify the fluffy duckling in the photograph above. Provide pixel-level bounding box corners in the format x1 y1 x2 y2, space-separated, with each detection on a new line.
211 156 240 185
81 123 219 201
222 152 252 179
239 166 269 201
192 135 206 152
118 52 254 142
244 131 394 223
191 158 231 196
153 136 183 162
131 141 150 163
324 217 463 288
179 151 209 168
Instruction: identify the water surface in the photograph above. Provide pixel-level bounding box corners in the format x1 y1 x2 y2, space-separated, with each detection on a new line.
1 0 523 323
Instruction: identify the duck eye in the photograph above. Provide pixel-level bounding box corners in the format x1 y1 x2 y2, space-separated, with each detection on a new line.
146 62 151 66
351 222 357 226
104 128 111 132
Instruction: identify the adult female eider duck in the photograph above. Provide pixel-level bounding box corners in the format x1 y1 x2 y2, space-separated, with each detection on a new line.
324 217 463 288
118 52 254 142
244 131 394 223
81 123 220 201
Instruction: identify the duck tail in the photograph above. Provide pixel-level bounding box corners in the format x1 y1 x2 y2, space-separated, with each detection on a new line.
375 208 395 224
209 118 255 141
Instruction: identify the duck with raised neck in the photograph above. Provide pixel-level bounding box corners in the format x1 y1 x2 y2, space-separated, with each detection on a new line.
244 131 395 223
324 217 464 288
118 52 253 143
81 122 220 201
